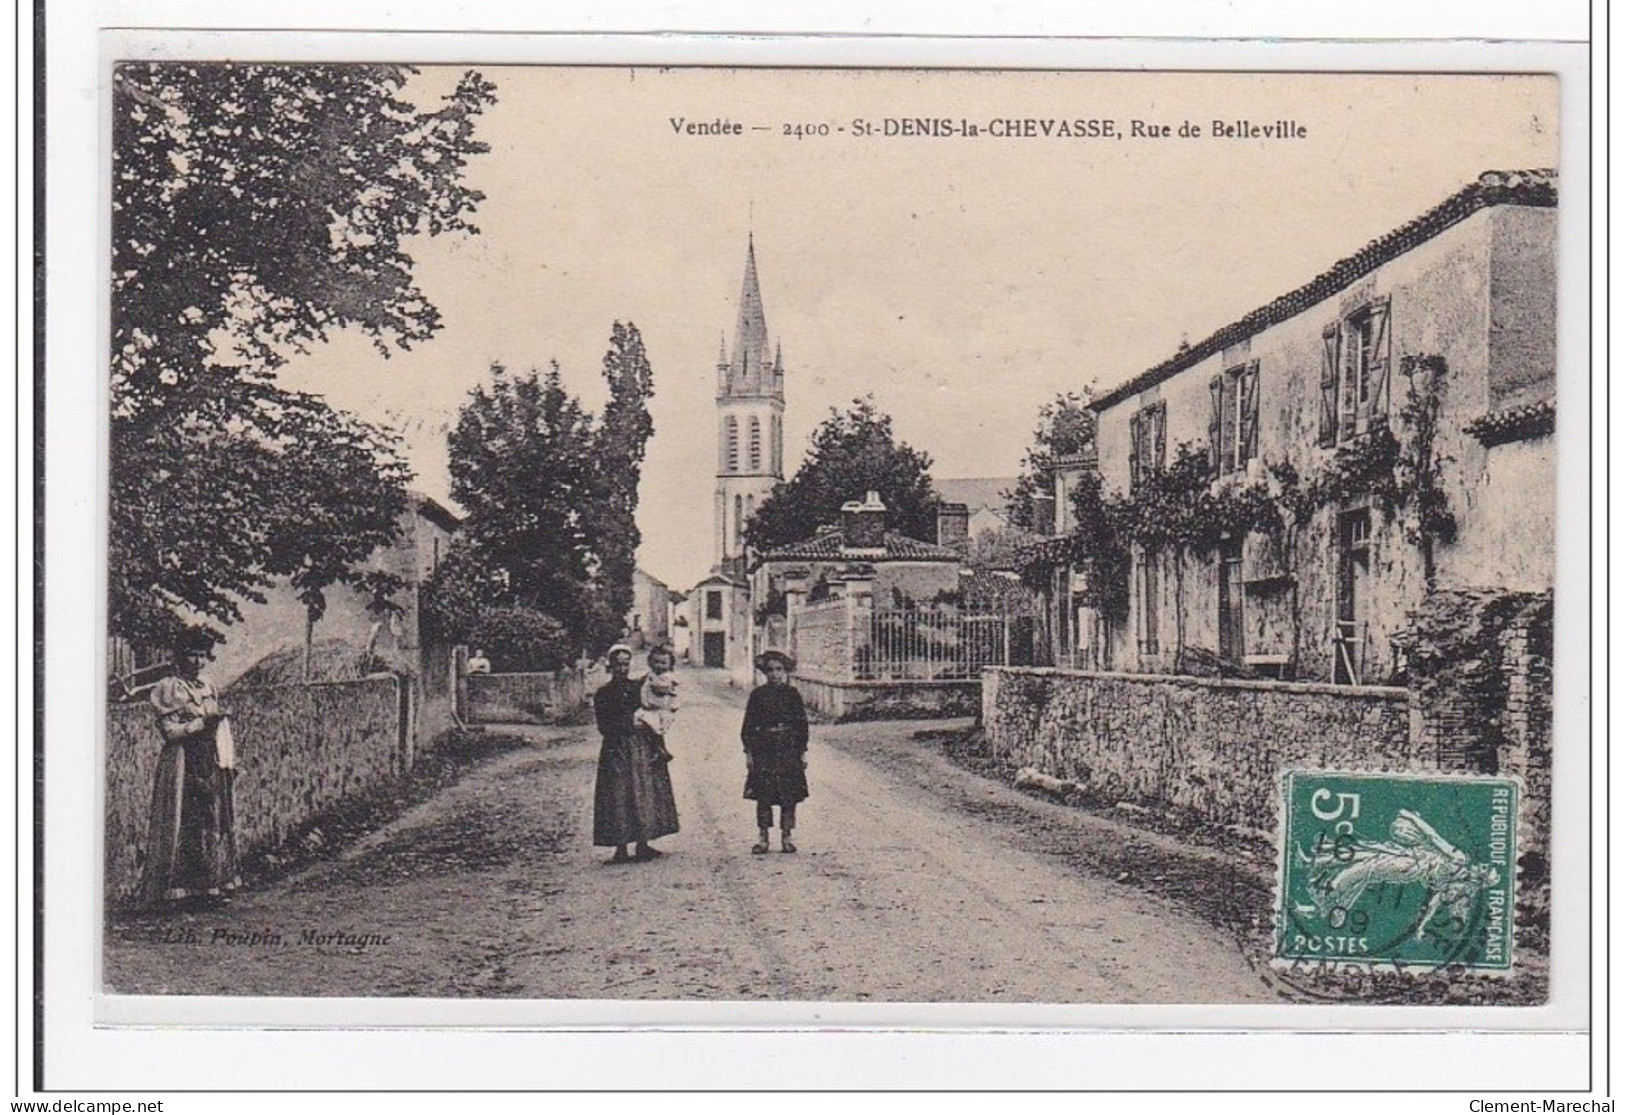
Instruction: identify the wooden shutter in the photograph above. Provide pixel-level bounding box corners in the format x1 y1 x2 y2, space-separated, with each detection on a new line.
1152 403 1167 471
1128 410 1143 490
1241 361 1261 463
1219 375 1237 475
1367 298 1392 427
1319 325 1339 446
1208 376 1224 475
1338 319 1358 443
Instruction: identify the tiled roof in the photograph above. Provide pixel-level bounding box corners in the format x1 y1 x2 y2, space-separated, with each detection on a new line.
1092 169 1558 413
410 491 462 534
757 527 962 564
1463 400 1556 446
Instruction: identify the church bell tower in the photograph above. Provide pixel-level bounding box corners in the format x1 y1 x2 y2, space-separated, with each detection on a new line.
714 234 786 576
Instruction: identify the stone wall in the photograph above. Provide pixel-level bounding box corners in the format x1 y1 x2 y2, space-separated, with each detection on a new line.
982 667 1412 830
465 668 587 725
798 677 981 723
793 601 851 683
1498 595 1554 935
106 676 407 908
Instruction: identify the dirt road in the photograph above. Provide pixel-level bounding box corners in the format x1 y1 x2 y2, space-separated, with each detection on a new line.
104 667 1280 1002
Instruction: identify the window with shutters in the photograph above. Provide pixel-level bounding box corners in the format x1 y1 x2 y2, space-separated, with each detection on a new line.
1127 401 1167 492
749 417 762 471
1318 298 1391 446
1208 361 1260 475
706 591 723 620
725 416 740 471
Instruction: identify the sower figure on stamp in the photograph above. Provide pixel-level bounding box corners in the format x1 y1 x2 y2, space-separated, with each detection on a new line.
742 650 810 855
592 643 680 864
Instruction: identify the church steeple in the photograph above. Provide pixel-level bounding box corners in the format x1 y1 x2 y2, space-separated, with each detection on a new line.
713 233 787 574
725 234 776 396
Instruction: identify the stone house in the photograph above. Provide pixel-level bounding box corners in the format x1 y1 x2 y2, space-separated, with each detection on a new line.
108 491 462 692
1082 169 1555 684
750 492 966 636
1016 447 1100 668
627 568 672 650
752 492 986 718
933 477 1019 541
687 571 751 672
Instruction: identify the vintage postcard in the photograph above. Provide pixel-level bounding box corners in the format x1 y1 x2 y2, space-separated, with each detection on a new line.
91 58 1581 1037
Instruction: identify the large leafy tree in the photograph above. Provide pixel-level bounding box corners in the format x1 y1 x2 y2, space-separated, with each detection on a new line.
433 329 656 658
109 63 495 648
445 363 598 624
746 395 939 553
1005 391 1096 533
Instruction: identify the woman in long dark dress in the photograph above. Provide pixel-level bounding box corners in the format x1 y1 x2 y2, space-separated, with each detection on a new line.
592 644 680 863
742 650 810 854
142 631 240 908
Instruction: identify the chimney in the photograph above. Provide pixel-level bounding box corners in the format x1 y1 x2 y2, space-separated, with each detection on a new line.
841 491 888 552
936 502 970 553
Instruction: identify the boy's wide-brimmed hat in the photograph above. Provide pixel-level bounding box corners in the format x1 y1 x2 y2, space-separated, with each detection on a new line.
607 643 634 660
755 649 796 673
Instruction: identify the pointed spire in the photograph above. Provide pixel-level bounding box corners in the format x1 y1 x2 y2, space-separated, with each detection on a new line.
729 235 771 388
718 331 728 366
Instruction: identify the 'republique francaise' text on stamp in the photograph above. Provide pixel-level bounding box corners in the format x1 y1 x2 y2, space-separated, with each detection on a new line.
1276 770 1518 972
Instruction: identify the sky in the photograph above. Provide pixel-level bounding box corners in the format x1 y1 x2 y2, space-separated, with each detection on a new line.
275 67 1558 592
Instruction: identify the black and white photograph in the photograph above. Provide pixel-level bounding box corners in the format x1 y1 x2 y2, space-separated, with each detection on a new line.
90 61 1576 1014
25 9 1599 1088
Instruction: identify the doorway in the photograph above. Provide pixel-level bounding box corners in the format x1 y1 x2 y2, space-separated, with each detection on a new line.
1334 510 1370 685
702 632 726 668
1218 538 1244 666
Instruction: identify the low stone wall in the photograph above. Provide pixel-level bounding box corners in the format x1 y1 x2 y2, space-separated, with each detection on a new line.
105 675 407 909
982 667 1413 831
798 677 981 723
465 668 586 725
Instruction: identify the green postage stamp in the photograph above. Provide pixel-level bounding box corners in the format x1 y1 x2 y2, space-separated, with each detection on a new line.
1275 771 1519 972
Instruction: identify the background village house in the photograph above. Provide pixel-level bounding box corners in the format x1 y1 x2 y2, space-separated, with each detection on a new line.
752 492 1031 720
627 568 672 650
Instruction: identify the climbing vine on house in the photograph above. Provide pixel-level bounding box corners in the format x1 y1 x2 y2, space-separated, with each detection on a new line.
1254 353 1456 666
1061 468 1130 620
1112 444 1275 653
1266 352 1456 576
1063 444 1273 652
1392 354 1458 585
1040 353 1455 669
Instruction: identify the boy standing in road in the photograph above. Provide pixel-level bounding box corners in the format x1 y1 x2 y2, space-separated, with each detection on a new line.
741 650 810 854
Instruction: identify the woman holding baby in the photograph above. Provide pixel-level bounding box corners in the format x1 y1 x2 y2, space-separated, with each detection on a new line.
591 643 680 863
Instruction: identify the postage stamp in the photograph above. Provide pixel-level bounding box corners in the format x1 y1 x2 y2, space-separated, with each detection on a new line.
1275 770 1519 973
